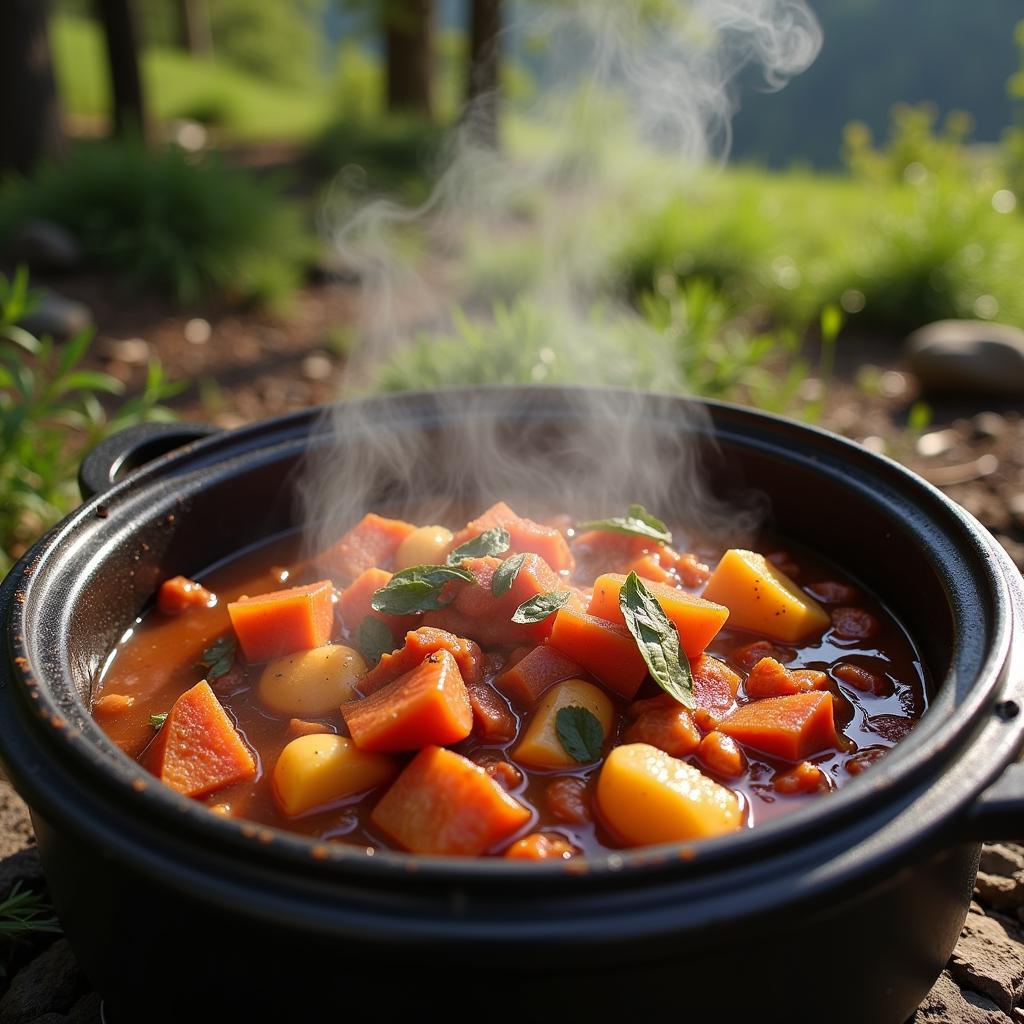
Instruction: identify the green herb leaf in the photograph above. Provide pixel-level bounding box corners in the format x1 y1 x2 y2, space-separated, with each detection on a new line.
555 705 605 763
618 571 695 709
491 552 527 596
446 527 511 565
371 563 476 615
200 635 236 682
149 712 168 729
511 590 571 624
356 616 394 668
576 504 672 545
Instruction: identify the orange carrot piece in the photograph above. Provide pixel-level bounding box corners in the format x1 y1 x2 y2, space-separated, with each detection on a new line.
93 693 135 721
623 706 701 758
143 681 255 799
772 761 830 795
342 649 472 753
494 644 582 705
449 501 574 574
692 654 741 714
660 548 712 587
466 682 518 743
338 567 417 642
547 605 647 699
588 573 729 659
745 657 829 698
833 662 892 696
371 745 531 855
504 833 575 861
359 626 484 695
157 575 215 615
227 580 335 664
317 513 417 585
697 731 747 780
719 691 841 761
286 718 335 738
544 777 591 824
625 554 675 586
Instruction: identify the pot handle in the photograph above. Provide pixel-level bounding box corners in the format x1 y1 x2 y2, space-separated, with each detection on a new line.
79 422 219 501
964 760 1024 841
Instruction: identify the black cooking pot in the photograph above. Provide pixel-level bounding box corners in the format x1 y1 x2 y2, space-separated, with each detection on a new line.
0 389 1021 1024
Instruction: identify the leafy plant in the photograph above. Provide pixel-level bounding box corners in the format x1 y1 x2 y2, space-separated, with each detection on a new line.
0 269 179 575
0 882 61 941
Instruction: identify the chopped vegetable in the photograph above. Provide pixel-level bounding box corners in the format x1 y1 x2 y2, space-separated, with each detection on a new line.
513 679 612 769
697 731 747 780
718 691 841 761
227 580 335 663
317 513 417 584
370 563 475 616
745 657 829 698
157 575 215 615
257 644 367 716
692 655 741 714
338 567 416 641
504 833 575 860
359 626 484 695
395 525 455 571
772 761 830 795
622 705 701 758
446 527 510 565
466 682 518 743
494 645 582 705
93 693 135 720
448 501 574 574
286 717 334 738
547 605 648 699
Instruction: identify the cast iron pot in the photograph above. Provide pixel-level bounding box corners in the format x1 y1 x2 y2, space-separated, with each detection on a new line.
0 389 1022 1024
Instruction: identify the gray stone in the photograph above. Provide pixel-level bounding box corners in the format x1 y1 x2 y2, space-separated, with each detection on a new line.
17 294 92 343
913 971 1005 1023
975 870 1024 913
949 907 1024 1014
6 221 80 272
0 940 83 1024
907 320 1024 397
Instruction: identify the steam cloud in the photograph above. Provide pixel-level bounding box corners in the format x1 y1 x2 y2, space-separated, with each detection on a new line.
301 0 821 559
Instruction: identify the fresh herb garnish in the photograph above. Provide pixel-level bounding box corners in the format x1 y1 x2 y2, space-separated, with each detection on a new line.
555 705 605 763
371 563 475 615
149 712 168 729
512 590 571 624
491 552 527 596
356 616 394 668
576 504 672 545
200 635 236 681
446 527 511 565
618 571 695 709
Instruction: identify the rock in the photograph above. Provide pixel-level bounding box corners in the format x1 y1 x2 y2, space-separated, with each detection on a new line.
913 971 1005 1023
66 992 102 1024
980 844 1024 877
6 221 80 272
0 781 35 860
948 907 1024 1014
17 293 92 343
0 940 84 1024
907 320 1024 397
975 870 1024 913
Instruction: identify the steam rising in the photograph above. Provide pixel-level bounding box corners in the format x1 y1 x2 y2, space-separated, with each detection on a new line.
301 0 821 556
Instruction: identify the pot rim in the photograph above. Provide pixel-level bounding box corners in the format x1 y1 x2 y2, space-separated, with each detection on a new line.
2 387 1021 888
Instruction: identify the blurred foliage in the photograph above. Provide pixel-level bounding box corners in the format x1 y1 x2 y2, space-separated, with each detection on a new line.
0 142 313 307
0 270 179 575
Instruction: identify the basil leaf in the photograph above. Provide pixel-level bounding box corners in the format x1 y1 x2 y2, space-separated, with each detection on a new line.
555 706 605 763
201 635 236 682
446 527 511 565
149 712 168 730
618 571 695 709
576 503 672 545
371 563 476 615
512 590 571 624
356 616 394 668
491 552 527 596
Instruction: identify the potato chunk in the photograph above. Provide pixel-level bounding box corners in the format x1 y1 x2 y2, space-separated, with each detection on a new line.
702 549 829 643
394 525 455 571
513 678 614 770
272 735 397 816
596 743 743 845
258 644 367 717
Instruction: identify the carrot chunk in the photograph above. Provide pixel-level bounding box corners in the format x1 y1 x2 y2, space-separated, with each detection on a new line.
338 567 417 642
157 575 215 615
466 682 518 743
143 681 255 799
93 693 135 721
547 605 648 699
544 777 591 824
227 580 335 663
588 573 729 659
504 833 575 861
692 654 741 714
697 731 747 780
494 644 582 705
745 657 829 698
342 649 473 753
719 691 841 761
449 501 574 574
286 718 336 738
371 745 531 855
359 626 484 695
623 706 701 758
318 513 417 585
772 761 830 795
626 554 675 586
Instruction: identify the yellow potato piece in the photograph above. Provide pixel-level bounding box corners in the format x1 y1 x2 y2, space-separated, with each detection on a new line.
272 734 397 816
258 644 367 717
597 743 743 846
394 525 455 571
701 549 830 643
513 678 614 770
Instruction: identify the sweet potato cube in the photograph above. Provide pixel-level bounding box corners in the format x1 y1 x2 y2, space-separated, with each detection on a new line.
272 734 397 816
588 573 729 659
702 549 829 643
513 678 614 769
342 649 473 753
693 654 741 714
359 626 484 695
228 580 335 663
494 644 582 706
719 691 841 761
318 514 417 585
597 743 742 845
547 605 648 699
371 745 531 855
144 681 255 799
449 501 574 574
338 567 417 642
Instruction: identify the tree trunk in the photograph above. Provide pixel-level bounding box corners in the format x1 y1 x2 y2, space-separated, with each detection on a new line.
0 0 65 176
178 0 212 56
94 0 150 140
466 0 502 147
384 0 434 118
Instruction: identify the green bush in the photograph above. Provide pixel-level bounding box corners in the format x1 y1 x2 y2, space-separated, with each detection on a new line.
0 142 312 306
